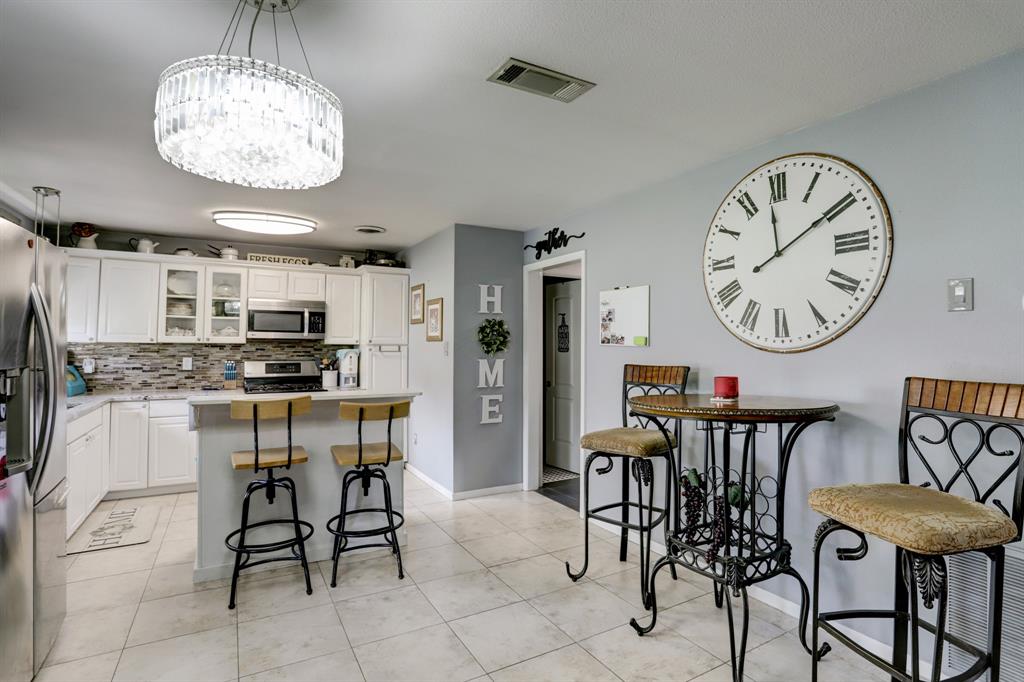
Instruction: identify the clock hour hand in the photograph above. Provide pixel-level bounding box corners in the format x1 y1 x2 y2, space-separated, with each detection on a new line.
753 213 827 273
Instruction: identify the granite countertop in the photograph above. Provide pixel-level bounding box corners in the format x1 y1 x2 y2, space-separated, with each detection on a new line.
67 387 421 420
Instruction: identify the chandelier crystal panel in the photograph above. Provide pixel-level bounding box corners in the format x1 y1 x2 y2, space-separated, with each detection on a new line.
154 0 343 190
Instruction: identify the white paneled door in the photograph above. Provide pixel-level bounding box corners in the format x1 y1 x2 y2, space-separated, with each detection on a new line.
67 256 100 343
544 280 581 473
97 259 160 343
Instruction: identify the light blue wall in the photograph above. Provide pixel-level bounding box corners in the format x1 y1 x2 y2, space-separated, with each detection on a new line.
404 227 456 491
522 51 1024 642
453 224 524 493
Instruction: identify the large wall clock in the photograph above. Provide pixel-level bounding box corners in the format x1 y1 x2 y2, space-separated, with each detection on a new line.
703 153 892 353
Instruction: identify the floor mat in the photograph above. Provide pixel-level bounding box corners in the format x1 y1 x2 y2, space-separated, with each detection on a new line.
67 506 159 554
543 465 579 484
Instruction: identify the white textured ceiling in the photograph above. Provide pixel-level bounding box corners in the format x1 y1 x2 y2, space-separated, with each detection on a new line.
1 0 1022 250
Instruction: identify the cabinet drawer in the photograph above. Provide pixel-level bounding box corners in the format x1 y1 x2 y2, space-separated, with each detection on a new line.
68 407 104 443
148 400 189 418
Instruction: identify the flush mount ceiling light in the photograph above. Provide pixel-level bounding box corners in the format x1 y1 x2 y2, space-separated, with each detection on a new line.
213 211 316 235
354 225 386 234
155 0 343 190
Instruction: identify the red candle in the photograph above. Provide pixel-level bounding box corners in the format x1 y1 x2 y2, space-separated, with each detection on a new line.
714 376 739 400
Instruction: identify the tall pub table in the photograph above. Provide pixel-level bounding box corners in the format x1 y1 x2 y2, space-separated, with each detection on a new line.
628 393 839 681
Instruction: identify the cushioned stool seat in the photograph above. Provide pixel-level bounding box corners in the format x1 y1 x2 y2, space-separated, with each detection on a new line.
809 483 1018 555
331 442 404 467
581 427 676 457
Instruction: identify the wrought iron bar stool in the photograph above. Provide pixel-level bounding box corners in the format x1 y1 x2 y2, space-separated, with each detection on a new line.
225 395 315 610
566 364 688 607
327 400 409 586
810 377 1023 682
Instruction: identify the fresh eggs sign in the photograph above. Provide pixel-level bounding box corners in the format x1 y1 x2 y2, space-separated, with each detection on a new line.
478 284 504 424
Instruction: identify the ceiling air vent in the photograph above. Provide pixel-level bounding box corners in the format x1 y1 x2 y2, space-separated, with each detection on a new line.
487 58 595 103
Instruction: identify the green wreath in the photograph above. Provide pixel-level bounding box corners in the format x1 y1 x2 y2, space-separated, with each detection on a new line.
477 318 511 356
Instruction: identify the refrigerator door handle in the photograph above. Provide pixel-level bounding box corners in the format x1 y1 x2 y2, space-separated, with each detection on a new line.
28 282 58 495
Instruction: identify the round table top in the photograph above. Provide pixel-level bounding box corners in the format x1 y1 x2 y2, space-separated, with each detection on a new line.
628 393 839 423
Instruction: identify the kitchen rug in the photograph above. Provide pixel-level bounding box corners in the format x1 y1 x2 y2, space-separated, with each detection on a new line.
542 465 579 484
67 506 160 554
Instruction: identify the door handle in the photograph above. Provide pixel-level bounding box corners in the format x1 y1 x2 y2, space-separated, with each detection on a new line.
545 380 552 388
29 282 58 496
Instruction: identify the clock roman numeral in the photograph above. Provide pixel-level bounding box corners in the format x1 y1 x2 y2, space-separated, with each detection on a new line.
711 256 735 271
825 268 861 296
773 308 789 338
834 230 870 254
717 279 743 309
807 299 828 327
736 192 759 220
769 172 787 203
823 192 857 222
802 172 820 203
718 226 741 240
739 299 761 331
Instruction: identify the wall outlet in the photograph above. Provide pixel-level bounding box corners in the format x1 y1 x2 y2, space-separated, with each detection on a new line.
182 357 193 371
413 433 418 445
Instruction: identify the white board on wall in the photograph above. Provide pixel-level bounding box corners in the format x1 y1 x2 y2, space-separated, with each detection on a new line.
599 286 650 346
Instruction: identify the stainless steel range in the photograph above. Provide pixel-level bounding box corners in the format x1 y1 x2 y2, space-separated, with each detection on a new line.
243 360 326 394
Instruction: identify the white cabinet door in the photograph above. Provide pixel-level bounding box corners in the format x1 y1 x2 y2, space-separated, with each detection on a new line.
366 346 408 391
148 416 196 487
98 259 160 343
248 269 288 299
109 402 149 491
158 263 205 343
288 271 326 301
84 426 105 513
204 267 247 343
67 257 100 343
66 435 89 538
362 273 408 345
325 273 361 344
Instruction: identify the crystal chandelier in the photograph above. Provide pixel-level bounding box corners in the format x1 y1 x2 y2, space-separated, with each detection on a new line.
154 0 342 190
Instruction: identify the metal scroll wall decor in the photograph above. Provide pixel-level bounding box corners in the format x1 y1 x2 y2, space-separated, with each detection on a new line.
524 227 586 260
477 285 507 424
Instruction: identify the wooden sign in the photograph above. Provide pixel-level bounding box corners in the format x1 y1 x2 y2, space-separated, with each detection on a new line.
247 253 309 265
524 227 586 260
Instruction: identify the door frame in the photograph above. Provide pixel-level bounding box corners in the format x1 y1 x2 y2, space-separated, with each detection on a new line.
522 250 586 496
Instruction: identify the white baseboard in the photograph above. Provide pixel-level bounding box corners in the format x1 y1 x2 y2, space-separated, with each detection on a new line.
104 483 196 500
404 463 454 500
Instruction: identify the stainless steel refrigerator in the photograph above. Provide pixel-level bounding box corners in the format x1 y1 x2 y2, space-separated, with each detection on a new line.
0 216 67 681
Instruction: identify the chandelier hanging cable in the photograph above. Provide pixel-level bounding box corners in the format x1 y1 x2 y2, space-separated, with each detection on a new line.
154 0 343 190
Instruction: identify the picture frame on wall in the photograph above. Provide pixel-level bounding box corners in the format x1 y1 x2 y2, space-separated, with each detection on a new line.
426 297 444 341
410 283 425 324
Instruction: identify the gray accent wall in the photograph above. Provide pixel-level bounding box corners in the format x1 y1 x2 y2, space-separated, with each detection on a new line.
521 50 1024 643
453 224 524 493
404 227 456 491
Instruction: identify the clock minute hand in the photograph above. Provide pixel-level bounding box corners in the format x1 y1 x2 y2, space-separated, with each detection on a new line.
752 213 827 273
770 206 781 256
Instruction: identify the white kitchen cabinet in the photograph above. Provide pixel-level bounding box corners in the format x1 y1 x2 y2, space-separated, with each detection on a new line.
109 402 149 491
362 272 408 345
325 273 361 344
67 256 100 343
204 266 247 343
97 259 160 343
148 416 197 487
248 268 289 299
158 263 205 343
66 424 105 538
288 271 326 301
364 346 408 391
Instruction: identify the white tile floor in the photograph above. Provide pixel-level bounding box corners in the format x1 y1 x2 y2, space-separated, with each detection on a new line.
42 476 887 681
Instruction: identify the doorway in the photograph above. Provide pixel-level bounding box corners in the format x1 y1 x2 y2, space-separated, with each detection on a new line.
522 251 586 512
541 273 582 508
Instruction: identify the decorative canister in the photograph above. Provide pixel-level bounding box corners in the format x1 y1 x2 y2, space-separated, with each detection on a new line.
712 376 739 402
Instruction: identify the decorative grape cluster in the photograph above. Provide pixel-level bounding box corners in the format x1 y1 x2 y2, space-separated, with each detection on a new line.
680 468 704 544
706 495 727 564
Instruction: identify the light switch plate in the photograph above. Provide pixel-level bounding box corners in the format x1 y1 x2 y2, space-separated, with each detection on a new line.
182 357 193 370
947 278 974 312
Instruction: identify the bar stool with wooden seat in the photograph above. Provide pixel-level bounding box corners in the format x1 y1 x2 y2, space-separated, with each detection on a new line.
566 364 689 608
810 377 1024 682
326 400 409 587
224 396 315 610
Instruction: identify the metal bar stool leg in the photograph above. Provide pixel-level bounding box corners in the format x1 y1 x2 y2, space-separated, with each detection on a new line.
282 476 312 596
928 558 949 682
891 546 909 681
380 471 404 579
633 458 655 608
566 452 599 581
987 546 1005 682
228 483 257 610
330 471 359 588
620 458 630 561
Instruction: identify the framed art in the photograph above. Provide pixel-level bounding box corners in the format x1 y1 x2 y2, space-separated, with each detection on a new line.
410 283 425 324
426 297 444 341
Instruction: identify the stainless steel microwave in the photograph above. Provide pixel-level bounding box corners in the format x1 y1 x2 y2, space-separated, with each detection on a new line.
247 299 326 340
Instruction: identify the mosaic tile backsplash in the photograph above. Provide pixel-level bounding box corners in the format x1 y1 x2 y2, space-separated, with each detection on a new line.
67 341 350 393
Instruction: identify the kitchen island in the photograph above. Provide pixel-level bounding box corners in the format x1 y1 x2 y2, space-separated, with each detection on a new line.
188 388 420 582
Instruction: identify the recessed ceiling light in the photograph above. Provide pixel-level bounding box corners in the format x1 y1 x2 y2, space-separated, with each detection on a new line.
354 225 386 234
213 211 316 235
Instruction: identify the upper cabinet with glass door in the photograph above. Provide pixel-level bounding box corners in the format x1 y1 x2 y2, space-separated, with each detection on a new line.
204 267 247 343
158 264 204 343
